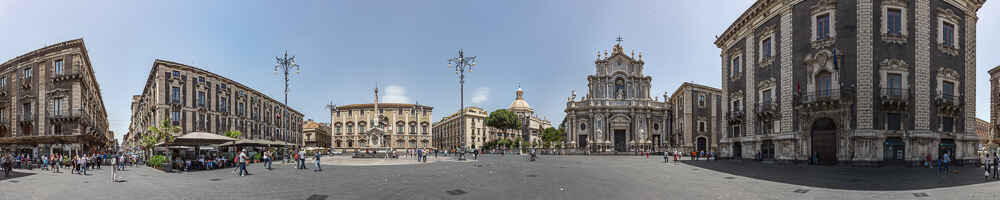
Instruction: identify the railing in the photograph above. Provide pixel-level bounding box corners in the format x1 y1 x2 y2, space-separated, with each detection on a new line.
49 108 85 120
935 94 961 106
799 89 841 104
755 102 777 113
880 88 907 100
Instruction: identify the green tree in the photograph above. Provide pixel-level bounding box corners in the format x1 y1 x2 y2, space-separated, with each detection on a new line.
541 127 565 148
486 109 521 140
142 120 181 166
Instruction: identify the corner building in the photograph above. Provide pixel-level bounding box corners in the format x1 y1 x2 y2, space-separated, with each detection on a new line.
126 59 304 150
667 82 723 153
0 39 111 154
717 0 984 165
330 103 433 152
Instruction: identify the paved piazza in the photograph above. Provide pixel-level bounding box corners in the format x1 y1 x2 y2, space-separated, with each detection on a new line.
1 155 999 200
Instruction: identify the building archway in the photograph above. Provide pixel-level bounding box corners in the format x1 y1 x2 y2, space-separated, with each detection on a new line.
811 118 838 165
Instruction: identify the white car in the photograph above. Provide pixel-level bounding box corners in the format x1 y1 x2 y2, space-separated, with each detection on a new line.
329 150 343 156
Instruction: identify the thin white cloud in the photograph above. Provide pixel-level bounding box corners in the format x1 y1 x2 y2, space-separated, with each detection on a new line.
382 85 410 103
471 87 490 104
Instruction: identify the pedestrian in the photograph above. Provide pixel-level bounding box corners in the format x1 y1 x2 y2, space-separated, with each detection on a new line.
298 149 307 170
112 156 118 183
313 152 322 172
943 151 951 174
474 149 479 160
416 149 423 163
664 151 669 163
238 149 249 176
79 154 87 176
993 154 1000 179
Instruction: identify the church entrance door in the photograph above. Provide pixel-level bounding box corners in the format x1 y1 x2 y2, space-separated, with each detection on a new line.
614 130 626 152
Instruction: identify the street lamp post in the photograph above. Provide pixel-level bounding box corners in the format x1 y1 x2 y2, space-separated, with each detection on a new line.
448 49 477 161
275 51 301 149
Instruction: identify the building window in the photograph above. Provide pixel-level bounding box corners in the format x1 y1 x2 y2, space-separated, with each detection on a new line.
22 103 31 119
54 60 64 75
171 87 180 103
53 98 63 116
816 14 831 40
942 22 955 47
731 55 741 77
761 89 773 105
816 72 833 96
172 70 180 77
942 81 955 99
698 121 706 132
198 92 205 107
336 126 342 135
24 68 31 80
942 116 954 132
887 8 902 35
423 126 428 134
397 125 404 134
760 37 772 59
580 123 586 131
360 124 366 133
698 94 706 107
1 76 6 88
887 73 903 97
171 111 180 125
887 113 901 130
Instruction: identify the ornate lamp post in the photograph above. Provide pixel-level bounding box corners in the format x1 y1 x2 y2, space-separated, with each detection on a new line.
448 49 477 161
274 51 301 148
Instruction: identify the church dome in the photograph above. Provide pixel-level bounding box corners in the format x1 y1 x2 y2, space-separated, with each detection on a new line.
509 87 533 111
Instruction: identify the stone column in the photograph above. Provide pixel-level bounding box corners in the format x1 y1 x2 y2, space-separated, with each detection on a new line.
780 9 794 134
857 0 874 131
914 0 931 131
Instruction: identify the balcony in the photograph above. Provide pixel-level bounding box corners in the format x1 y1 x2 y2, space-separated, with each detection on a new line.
52 73 82 82
727 110 745 124
754 102 778 120
879 88 909 110
798 89 850 110
48 108 85 122
934 94 962 114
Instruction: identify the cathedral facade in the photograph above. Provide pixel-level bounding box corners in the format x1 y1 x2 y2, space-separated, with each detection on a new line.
563 42 672 153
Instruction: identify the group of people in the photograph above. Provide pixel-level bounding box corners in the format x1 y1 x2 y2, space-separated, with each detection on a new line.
984 153 999 180
293 149 321 172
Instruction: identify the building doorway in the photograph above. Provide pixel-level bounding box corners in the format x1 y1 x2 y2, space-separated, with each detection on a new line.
883 137 905 162
614 130 626 152
733 142 743 159
761 140 775 160
939 139 956 161
652 135 661 149
811 118 838 165
578 135 588 149
696 137 707 152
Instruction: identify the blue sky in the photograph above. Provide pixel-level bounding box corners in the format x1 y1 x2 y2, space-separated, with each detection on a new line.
1 0 998 142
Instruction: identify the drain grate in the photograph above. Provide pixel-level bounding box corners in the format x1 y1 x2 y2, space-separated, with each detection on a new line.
446 189 467 196
724 177 735 180
209 178 222 181
527 174 538 177
8 180 19 183
913 193 929 197
793 189 809 194
306 194 329 200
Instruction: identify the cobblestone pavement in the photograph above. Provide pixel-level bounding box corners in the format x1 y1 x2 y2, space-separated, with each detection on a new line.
0 155 998 200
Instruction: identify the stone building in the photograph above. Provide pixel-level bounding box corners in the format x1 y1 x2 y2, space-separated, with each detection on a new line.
988 66 1000 145
974 117 990 148
302 120 331 149
0 39 112 155
668 82 723 153
125 59 304 152
506 87 553 148
432 107 488 150
716 0 985 165
329 88 433 152
563 41 672 153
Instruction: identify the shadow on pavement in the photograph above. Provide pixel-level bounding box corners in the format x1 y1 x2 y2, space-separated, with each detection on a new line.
0 170 38 181
681 160 997 191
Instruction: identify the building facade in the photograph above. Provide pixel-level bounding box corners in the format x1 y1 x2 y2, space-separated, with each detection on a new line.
125 59 304 152
329 92 433 152
563 41 672 152
0 39 112 155
432 107 488 150
506 87 553 147
668 82 723 153
302 120 331 149
716 0 984 165
988 66 1000 145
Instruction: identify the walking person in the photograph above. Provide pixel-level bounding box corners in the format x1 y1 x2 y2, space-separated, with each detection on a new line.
943 151 951 174
79 154 87 176
416 149 423 163
664 151 669 163
313 152 322 172
238 149 249 176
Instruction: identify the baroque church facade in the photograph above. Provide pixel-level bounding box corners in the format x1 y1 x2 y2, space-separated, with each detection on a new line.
564 42 672 153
